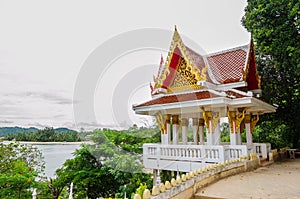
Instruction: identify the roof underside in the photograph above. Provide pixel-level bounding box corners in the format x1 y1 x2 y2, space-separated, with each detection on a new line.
133 89 276 116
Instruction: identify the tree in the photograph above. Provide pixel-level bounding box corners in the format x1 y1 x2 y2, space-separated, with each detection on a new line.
0 143 45 198
0 159 37 199
242 0 300 148
220 122 230 142
54 147 126 198
51 126 158 198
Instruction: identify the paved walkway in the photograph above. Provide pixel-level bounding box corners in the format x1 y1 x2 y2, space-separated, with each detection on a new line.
195 159 300 199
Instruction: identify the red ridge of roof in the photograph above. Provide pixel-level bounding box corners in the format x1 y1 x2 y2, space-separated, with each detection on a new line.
246 41 260 90
207 49 247 84
135 91 220 107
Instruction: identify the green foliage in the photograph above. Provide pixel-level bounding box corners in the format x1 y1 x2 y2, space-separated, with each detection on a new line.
0 159 37 199
243 0 300 148
253 120 289 148
0 143 45 198
5 127 81 142
220 122 230 142
49 126 158 198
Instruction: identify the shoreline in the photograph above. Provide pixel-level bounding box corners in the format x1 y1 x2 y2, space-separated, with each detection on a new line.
1 140 93 145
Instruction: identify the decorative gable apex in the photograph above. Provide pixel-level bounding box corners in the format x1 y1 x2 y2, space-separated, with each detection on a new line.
153 27 207 94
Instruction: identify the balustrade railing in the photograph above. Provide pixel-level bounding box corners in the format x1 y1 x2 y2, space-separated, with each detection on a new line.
143 144 248 172
253 143 270 159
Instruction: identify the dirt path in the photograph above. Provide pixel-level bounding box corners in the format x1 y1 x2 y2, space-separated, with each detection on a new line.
195 159 300 199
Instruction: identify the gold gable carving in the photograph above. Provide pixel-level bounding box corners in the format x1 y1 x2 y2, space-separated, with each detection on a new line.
168 57 202 92
154 27 207 92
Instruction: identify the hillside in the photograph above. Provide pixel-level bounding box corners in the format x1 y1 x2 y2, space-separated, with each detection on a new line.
0 126 77 135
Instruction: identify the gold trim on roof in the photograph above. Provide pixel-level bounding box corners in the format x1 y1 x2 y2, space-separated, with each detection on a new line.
167 84 203 93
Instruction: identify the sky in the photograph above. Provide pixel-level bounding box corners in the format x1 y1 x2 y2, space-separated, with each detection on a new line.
0 0 249 130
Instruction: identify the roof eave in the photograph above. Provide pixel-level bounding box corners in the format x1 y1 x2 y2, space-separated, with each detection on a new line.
133 97 229 115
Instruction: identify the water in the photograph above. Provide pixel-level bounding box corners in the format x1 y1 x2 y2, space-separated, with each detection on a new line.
35 144 81 178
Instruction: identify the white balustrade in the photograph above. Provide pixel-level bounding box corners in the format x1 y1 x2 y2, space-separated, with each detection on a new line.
253 143 270 159
143 143 268 172
225 145 248 160
143 144 227 172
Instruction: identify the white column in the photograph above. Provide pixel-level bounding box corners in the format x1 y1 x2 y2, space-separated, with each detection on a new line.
214 122 221 145
203 111 214 145
229 111 237 145
192 118 199 145
166 123 171 144
207 119 214 145
161 114 170 145
199 119 205 145
181 118 188 145
172 115 179 144
230 120 237 145
245 123 252 146
245 115 253 149
237 128 242 145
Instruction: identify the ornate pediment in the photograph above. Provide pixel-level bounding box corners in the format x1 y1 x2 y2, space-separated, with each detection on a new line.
168 56 204 93
153 27 207 94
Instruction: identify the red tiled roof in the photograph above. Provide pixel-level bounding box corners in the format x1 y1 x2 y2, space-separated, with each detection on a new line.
207 49 247 84
225 91 245 98
135 91 220 107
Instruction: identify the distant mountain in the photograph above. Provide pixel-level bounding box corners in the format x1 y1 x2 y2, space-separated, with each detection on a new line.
0 127 39 135
54 127 77 133
0 126 77 135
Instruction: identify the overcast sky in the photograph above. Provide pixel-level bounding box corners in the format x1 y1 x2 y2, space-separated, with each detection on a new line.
0 0 249 130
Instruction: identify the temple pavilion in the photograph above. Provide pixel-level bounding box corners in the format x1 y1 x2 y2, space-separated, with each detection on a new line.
132 27 276 173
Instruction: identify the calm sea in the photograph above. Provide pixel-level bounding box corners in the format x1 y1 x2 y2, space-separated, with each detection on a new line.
35 144 81 178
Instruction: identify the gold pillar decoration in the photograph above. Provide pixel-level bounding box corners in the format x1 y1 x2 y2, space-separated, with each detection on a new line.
165 114 171 124
199 118 205 126
227 111 236 133
211 112 221 132
235 108 246 132
171 115 179 125
244 114 251 124
250 114 259 130
202 111 212 131
181 118 188 126
192 118 199 126
156 112 166 134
